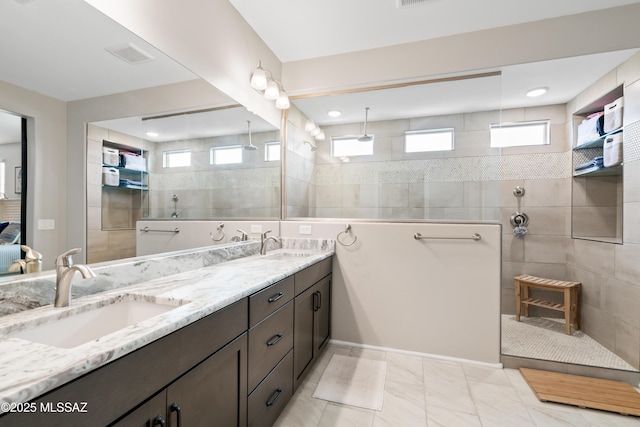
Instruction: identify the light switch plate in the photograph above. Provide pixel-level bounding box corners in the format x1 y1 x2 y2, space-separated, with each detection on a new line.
250 224 262 233
299 225 312 235
38 219 55 230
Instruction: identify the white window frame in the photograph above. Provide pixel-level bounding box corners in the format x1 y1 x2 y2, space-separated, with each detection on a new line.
331 136 374 158
162 149 191 168
404 128 455 153
490 120 550 148
210 145 243 165
264 141 280 162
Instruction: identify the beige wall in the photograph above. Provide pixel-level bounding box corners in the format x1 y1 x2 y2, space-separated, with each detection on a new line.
0 80 67 270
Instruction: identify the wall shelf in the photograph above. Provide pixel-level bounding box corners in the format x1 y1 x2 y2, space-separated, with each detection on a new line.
574 128 623 150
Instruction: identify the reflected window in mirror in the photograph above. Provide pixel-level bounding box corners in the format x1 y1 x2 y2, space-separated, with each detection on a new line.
404 128 455 153
265 142 280 162
331 136 374 157
490 120 550 148
211 145 242 165
163 149 191 168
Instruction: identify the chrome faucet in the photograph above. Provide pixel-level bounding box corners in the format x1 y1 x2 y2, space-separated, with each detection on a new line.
54 248 97 308
230 229 249 242
260 230 280 255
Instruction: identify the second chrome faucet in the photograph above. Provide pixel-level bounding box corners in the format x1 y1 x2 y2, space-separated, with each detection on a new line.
54 248 96 308
260 230 280 255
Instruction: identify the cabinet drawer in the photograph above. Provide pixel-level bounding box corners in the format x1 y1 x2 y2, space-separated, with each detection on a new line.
248 350 293 427
294 256 332 295
248 301 293 392
249 275 294 328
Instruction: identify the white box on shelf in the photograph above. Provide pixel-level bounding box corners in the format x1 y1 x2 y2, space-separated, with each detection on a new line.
603 97 623 133
603 132 623 167
102 147 119 166
102 167 120 186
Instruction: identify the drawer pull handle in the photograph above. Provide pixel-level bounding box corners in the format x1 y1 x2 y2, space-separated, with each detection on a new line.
153 415 166 426
170 402 182 427
266 388 283 407
268 292 284 303
267 333 283 346
313 291 322 312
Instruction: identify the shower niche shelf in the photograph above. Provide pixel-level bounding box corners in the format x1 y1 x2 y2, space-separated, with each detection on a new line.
571 85 624 244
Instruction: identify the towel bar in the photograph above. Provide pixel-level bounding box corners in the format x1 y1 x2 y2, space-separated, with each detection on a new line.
414 233 481 241
140 227 180 233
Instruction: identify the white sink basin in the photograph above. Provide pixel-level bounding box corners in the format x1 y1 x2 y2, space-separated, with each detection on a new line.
9 296 183 349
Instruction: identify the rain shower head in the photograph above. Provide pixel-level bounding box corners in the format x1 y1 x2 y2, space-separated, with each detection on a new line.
357 107 373 142
243 120 258 151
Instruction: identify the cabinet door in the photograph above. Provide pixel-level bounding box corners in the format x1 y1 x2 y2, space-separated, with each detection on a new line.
314 275 331 353
110 392 166 427
166 334 247 427
293 285 315 384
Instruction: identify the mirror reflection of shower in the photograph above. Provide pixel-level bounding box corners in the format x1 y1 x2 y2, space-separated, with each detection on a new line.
243 120 258 151
170 194 179 218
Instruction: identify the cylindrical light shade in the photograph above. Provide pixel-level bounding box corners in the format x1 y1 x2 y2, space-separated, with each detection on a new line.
275 91 290 109
305 120 317 132
315 131 325 140
310 127 322 137
264 80 279 100
250 66 267 90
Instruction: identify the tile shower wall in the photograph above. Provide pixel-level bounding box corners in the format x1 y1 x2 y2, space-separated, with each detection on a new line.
565 54 640 369
146 131 281 218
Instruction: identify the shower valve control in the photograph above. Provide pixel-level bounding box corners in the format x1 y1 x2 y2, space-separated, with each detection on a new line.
513 186 525 197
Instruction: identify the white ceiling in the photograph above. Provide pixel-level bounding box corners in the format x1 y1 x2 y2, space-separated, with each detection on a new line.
229 0 640 63
1 0 639 142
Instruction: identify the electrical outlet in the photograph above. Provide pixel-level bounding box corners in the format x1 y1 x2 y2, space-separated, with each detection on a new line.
250 224 262 233
299 225 312 235
38 219 55 230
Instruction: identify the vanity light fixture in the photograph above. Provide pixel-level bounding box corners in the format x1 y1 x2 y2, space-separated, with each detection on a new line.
526 87 548 97
250 61 290 109
305 119 325 140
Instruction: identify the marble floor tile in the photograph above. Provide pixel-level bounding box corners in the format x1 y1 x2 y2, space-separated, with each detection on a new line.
317 403 375 427
385 352 425 386
275 344 640 427
426 406 482 427
372 380 426 427
424 377 477 415
422 358 468 383
463 364 512 386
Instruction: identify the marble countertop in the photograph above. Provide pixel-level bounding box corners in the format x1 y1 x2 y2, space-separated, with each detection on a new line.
0 247 333 408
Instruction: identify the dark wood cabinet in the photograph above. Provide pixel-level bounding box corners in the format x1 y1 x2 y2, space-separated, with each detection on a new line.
113 334 247 427
293 260 332 390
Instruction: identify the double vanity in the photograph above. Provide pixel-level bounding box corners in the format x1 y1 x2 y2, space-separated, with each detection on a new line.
0 239 334 426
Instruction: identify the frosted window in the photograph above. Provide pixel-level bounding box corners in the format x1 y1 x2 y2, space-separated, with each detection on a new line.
405 128 454 152
210 145 242 165
490 121 549 148
331 136 374 157
162 150 191 168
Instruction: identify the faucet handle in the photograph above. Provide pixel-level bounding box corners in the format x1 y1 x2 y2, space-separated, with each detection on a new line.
56 248 81 267
236 229 249 241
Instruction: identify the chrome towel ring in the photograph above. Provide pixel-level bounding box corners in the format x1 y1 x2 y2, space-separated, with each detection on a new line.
337 224 358 247
210 222 225 242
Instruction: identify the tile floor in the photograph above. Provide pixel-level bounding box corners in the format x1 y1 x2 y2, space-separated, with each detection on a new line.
274 343 640 427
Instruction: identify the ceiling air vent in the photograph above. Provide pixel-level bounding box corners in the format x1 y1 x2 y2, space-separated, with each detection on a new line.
106 43 154 65
396 0 433 8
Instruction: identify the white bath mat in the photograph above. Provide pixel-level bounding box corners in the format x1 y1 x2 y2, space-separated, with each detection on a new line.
313 354 387 411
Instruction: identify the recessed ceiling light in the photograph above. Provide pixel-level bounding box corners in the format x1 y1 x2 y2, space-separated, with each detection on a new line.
327 110 342 118
146 131 159 138
526 87 548 97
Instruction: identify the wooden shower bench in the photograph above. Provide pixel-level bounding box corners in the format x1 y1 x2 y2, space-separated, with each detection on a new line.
514 275 581 335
